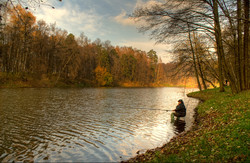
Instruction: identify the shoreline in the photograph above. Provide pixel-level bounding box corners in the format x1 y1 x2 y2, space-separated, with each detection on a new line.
124 87 249 162
0 83 197 89
122 96 202 162
0 74 197 89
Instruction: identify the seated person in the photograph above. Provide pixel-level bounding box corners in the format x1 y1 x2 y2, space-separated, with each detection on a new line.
172 99 186 118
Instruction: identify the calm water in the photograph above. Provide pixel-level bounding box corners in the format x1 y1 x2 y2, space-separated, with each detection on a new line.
0 87 199 162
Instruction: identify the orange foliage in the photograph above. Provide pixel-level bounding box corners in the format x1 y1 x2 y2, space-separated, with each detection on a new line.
94 66 113 86
9 5 36 28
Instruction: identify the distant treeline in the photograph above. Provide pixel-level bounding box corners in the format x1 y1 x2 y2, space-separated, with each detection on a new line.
0 5 195 87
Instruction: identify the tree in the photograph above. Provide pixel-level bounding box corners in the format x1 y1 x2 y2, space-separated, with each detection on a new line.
55 33 80 83
193 32 208 90
147 49 158 82
94 65 113 86
120 53 137 81
2 5 36 73
173 30 217 90
132 0 249 93
188 27 202 91
243 0 249 89
155 57 166 84
0 0 62 43
132 0 222 90
0 0 62 10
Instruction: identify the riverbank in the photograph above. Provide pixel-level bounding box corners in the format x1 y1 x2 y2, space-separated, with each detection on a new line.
0 73 196 88
125 87 249 162
0 81 196 89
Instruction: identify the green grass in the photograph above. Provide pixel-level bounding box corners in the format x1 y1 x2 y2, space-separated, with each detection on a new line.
127 87 249 162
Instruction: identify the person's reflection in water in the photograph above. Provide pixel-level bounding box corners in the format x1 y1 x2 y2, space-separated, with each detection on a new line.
173 119 186 134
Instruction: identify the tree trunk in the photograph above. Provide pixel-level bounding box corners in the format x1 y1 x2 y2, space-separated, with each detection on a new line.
197 54 207 90
55 52 75 85
213 0 242 94
193 32 207 90
243 0 249 89
218 0 238 78
188 25 202 91
212 0 225 92
237 0 244 90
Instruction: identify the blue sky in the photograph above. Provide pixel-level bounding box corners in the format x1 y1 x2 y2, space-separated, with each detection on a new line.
33 0 171 63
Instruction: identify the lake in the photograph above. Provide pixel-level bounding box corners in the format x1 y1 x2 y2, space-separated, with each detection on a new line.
0 87 199 162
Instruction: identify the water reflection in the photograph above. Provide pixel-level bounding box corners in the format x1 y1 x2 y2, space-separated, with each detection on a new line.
173 119 186 134
0 87 199 162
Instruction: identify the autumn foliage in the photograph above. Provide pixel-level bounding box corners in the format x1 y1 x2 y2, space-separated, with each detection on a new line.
0 5 197 88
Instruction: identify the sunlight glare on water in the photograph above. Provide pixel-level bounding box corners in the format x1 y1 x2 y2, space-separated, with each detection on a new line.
0 87 199 162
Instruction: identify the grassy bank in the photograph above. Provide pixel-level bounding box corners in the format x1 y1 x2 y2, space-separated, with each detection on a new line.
126 87 249 162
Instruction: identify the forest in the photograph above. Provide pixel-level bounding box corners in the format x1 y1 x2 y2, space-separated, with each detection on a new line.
0 4 196 88
0 0 249 92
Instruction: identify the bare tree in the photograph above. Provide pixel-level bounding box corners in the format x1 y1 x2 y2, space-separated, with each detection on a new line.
132 0 249 93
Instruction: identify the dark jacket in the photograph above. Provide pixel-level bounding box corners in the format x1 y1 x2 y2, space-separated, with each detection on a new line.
175 100 186 117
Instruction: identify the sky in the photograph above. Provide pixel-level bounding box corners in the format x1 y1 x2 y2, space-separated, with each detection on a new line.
32 0 171 63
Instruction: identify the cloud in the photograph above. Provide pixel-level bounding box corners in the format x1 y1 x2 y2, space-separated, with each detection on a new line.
114 0 164 27
119 39 172 63
33 2 103 37
113 10 147 27
114 10 137 26
135 0 164 9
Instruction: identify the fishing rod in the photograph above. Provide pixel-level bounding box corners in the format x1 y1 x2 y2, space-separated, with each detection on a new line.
126 107 173 112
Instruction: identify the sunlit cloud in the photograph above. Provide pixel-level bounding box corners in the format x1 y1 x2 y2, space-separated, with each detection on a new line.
114 10 137 26
114 0 164 27
33 2 103 36
135 0 164 9
119 39 172 62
